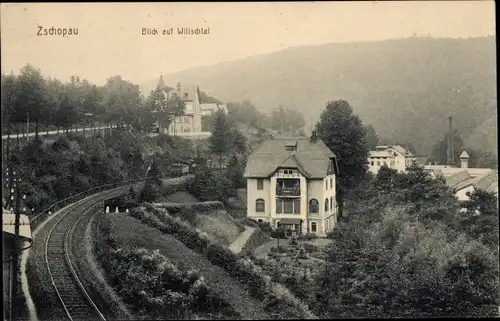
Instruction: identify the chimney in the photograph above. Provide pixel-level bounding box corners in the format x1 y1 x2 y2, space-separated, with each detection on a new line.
446 116 454 166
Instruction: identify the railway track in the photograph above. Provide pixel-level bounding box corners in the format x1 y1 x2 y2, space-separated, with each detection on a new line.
45 202 106 321
33 185 138 321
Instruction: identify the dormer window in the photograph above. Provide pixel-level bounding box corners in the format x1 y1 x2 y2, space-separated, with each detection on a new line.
184 92 189 99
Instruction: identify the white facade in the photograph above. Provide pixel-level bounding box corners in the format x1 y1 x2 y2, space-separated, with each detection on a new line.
246 168 338 237
368 145 416 174
200 103 228 116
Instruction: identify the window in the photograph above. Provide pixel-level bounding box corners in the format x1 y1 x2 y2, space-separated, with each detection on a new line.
371 161 374 166
330 197 333 211
293 199 301 214
257 179 264 190
311 222 317 233
377 161 381 166
330 177 333 189
326 179 329 190
258 219 263 223
325 198 329 212
276 199 300 214
283 199 293 213
183 92 189 99
256 199 265 212
309 199 319 214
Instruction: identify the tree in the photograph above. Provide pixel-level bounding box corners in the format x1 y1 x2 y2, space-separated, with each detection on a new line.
230 128 248 155
365 125 379 150
315 100 370 191
166 96 186 134
209 110 232 160
102 76 142 127
16 64 49 137
1 73 20 133
428 129 464 166
147 157 162 186
457 189 499 250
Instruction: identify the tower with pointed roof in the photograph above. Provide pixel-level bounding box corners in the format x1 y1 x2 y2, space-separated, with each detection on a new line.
460 150 470 169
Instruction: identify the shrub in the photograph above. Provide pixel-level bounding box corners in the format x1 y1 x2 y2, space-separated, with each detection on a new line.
302 233 317 241
129 206 317 319
95 215 240 320
271 227 286 239
302 243 319 253
139 181 160 203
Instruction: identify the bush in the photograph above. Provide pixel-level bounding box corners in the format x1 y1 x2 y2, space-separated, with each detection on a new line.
302 233 317 241
271 227 286 239
139 181 160 202
130 206 317 319
205 243 239 273
95 215 240 320
302 243 319 253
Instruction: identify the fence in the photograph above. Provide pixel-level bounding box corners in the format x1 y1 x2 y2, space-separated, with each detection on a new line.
29 177 147 231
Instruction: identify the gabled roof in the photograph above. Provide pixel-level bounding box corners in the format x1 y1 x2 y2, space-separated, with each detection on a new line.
445 170 472 189
244 137 337 178
452 170 498 194
472 170 498 193
273 154 310 177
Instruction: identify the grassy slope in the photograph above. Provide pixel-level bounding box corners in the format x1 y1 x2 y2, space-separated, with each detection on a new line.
105 213 271 319
156 191 243 246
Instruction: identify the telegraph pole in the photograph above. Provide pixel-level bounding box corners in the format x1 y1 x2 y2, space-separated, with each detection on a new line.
11 169 21 321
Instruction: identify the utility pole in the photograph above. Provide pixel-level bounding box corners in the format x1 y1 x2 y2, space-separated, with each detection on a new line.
10 130 22 321
26 111 29 141
11 169 21 321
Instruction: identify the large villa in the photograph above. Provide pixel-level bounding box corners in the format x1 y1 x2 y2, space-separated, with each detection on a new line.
244 132 339 237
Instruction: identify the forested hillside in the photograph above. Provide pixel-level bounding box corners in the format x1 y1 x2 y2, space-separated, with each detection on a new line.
145 36 497 155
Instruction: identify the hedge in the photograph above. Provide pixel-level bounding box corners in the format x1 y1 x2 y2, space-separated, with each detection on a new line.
95 214 240 320
130 206 317 319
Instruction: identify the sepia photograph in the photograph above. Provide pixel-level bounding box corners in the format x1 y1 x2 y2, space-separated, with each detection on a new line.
1 1 498 320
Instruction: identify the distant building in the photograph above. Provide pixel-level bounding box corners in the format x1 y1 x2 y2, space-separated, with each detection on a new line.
368 145 417 174
424 150 498 201
155 75 203 136
200 103 228 116
243 132 340 236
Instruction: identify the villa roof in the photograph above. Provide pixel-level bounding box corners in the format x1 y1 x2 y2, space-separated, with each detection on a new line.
244 137 337 179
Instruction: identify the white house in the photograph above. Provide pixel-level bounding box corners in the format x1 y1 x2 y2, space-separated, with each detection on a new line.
368 145 417 174
155 76 203 136
200 103 228 116
243 132 340 236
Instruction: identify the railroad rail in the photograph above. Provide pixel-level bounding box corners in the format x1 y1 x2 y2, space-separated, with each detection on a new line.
30 184 141 321
44 199 107 321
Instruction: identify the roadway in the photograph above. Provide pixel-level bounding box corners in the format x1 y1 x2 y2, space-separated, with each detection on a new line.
2 126 113 140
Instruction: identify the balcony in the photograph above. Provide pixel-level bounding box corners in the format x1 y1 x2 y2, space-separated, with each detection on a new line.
276 186 301 197
276 178 301 197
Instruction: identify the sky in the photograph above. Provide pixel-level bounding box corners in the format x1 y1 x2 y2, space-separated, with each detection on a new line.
1 1 496 86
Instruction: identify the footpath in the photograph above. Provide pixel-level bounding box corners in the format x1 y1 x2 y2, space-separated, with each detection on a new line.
229 226 255 254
